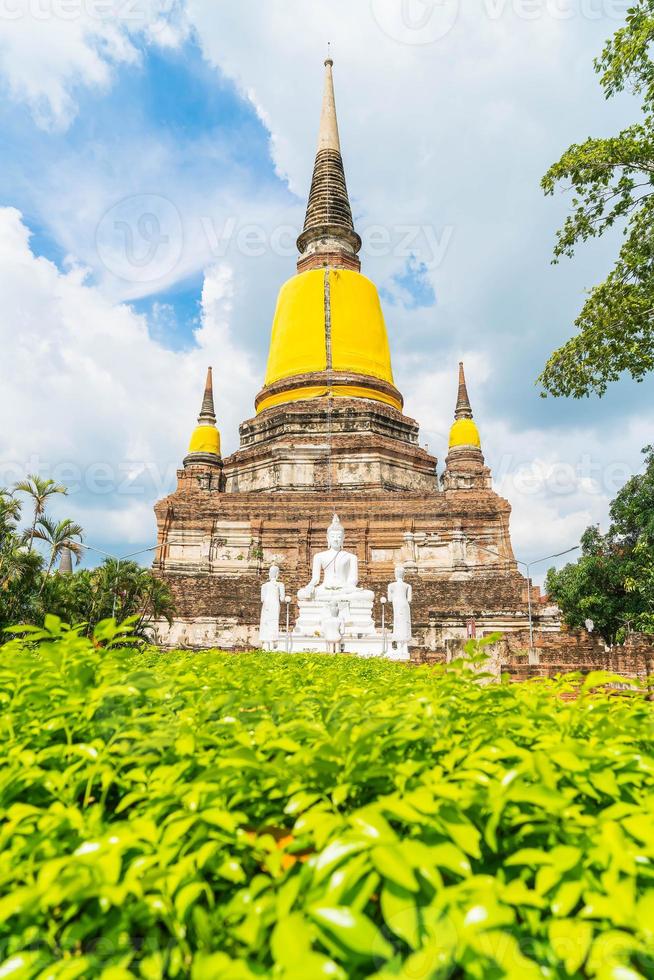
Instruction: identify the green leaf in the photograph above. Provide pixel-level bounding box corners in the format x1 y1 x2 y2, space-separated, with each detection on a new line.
371 845 418 893
282 955 346 980
581 672 634 693
552 879 583 918
174 882 208 919
636 891 654 937
549 919 593 974
0 889 34 925
308 906 394 960
175 733 195 756
271 912 313 967
505 848 554 868
550 749 587 773
380 882 422 949
349 809 397 843
312 840 368 883
622 814 653 844
0 952 42 979
190 953 257 979
427 841 471 877
440 809 482 858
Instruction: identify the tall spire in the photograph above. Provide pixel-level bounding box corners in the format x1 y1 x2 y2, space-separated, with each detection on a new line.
183 366 222 474
296 58 362 273
443 362 490 491
455 362 474 420
448 363 481 453
198 366 216 426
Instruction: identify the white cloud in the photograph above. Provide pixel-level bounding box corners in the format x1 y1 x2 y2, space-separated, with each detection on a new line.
0 0 187 129
0 207 256 549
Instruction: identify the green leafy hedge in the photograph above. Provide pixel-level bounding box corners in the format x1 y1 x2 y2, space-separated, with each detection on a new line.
1 620 653 978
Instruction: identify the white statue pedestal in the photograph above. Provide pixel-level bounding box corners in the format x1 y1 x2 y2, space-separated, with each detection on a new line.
386 640 411 662
292 593 386 657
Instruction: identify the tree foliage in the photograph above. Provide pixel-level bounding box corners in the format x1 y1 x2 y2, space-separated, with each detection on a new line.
0 477 172 637
540 0 654 397
0 623 652 978
38 559 176 638
547 445 654 641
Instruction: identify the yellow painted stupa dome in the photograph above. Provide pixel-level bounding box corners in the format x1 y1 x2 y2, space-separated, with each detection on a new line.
449 418 481 449
188 424 221 456
257 268 400 413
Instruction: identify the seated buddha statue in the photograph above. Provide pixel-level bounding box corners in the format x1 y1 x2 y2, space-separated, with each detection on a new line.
298 515 374 602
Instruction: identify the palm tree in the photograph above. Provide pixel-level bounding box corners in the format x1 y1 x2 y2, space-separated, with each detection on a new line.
32 517 84 580
0 489 25 588
14 476 67 552
0 489 21 542
0 542 43 628
88 560 175 636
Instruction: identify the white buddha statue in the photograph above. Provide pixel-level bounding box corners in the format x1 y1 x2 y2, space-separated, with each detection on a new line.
298 514 373 601
386 564 413 660
259 564 285 650
388 564 412 642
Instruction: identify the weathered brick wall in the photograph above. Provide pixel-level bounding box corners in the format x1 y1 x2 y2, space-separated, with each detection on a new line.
500 630 653 680
162 568 529 623
413 630 654 681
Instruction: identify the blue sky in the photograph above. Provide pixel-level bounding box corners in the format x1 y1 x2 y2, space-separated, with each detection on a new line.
0 0 652 579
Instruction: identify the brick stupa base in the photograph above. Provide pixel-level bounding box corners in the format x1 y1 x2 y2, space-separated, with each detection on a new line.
154 396 557 653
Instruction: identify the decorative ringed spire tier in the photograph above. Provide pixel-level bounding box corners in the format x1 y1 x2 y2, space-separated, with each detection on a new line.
198 365 217 425
455 361 474 420
296 59 362 274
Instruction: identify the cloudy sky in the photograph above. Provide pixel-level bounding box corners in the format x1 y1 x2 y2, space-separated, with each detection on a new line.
0 0 651 581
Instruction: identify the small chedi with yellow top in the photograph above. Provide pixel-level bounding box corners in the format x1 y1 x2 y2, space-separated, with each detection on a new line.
153 59 558 653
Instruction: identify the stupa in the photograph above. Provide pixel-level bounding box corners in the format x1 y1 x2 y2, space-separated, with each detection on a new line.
153 59 557 654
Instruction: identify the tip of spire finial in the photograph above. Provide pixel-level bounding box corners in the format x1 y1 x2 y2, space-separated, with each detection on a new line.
325 41 333 66
317 48 340 153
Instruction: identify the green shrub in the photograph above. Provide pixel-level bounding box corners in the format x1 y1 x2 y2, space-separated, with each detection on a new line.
0 620 653 978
